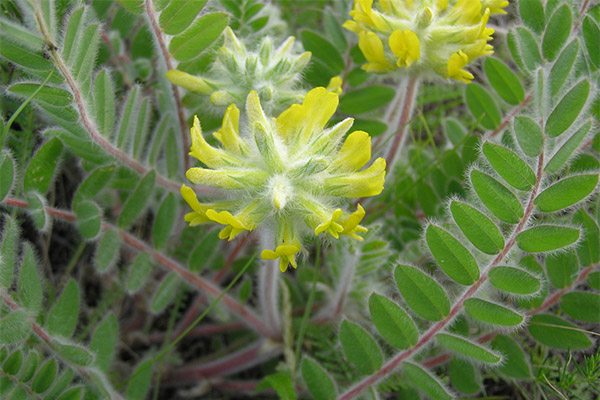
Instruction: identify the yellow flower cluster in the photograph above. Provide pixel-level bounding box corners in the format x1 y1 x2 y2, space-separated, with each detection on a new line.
181 87 386 272
344 0 509 82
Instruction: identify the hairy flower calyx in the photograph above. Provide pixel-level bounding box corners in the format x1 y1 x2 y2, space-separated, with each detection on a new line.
181 87 386 271
344 0 508 82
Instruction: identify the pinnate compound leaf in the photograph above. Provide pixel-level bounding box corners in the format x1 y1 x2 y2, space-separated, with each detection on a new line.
550 40 579 96
47 279 80 338
546 80 590 137
152 192 176 249
151 272 179 313
528 314 592 350
118 170 156 229
582 16 600 69
301 358 336 400
436 333 502 364
491 335 531 379
513 116 543 158
159 0 208 35
464 298 523 326
546 249 578 289
0 215 18 289
369 293 418 349
339 86 395 114
24 137 63 194
93 69 116 137
465 83 501 130
451 201 504 255
488 266 541 295
449 358 480 395
484 58 524 105
339 320 382 374
471 170 523 224
75 200 102 241
18 243 43 315
426 225 479 285
95 229 121 273
519 0 545 33
394 264 450 321
542 5 572 61
403 362 453 400
573 209 600 266
127 253 153 293
545 121 592 173
32 358 56 393
169 13 229 61
534 174 598 212
0 311 30 344
516 225 579 252
0 151 15 202
482 142 536 190
90 312 118 372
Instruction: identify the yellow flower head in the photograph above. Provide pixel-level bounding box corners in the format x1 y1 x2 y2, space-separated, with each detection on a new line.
344 0 509 82
181 86 386 272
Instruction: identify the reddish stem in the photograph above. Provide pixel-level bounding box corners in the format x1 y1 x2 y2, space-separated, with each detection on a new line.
488 93 532 138
385 79 419 171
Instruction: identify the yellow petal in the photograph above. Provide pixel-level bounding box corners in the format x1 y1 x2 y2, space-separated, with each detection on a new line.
332 130 371 172
186 168 245 189
166 70 214 94
447 51 474 83
389 29 420 68
325 157 387 197
189 116 240 168
326 76 343 95
261 249 279 260
246 91 270 131
359 31 394 72
213 104 248 155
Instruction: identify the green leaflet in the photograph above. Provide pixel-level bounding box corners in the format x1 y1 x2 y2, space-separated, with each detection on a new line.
588 272 600 291
0 311 30 344
0 215 18 289
150 272 179 313
491 335 531 379
484 58 524 105
542 5 572 61
368 293 418 349
582 16 600 69
126 359 153 400
550 40 579 97
8 83 73 107
488 266 541 295
573 209 600 266
62 6 85 65
26 191 49 231
20 351 38 382
417 181 439 217
450 201 504 255
116 86 140 148
516 225 579 252
519 0 545 33
426 224 479 285
257 373 296 400
546 80 590 137
24 137 63 195
73 164 115 207
301 30 345 74
301 358 336 400
528 314 592 350
127 253 153 293
118 170 156 229
32 359 57 393
464 298 523 326
339 86 395 115
513 117 544 157
93 69 116 138
403 362 453 400
47 279 80 338
159 0 208 35
74 200 102 241
169 13 229 61
482 142 536 190
436 333 502 364
90 313 118 372
339 320 382 375
53 340 94 366
534 174 598 212
445 118 467 147
510 27 542 72
560 292 600 323
71 24 101 87
0 151 15 202
18 243 43 315
2 349 22 375
546 249 579 289
545 121 592 173
449 358 480 395
471 170 524 224
152 192 177 250
95 229 121 273
132 97 151 159
395 264 450 321
465 83 501 130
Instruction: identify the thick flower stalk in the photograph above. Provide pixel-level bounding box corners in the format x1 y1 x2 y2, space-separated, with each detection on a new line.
181 87 386 272
344 0 509 82
166 27 311 113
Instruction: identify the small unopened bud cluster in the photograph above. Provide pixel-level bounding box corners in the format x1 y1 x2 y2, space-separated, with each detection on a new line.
344 0 509 82
167 27 311 113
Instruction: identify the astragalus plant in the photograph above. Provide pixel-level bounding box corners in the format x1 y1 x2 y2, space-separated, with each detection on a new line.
0 0 599 399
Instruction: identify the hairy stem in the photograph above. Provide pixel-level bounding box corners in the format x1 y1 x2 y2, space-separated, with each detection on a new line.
143 0 190 171
258 257 282 339
339 152 545 400
2 197 272 338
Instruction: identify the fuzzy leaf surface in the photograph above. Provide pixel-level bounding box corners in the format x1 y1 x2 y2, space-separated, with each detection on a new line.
394 264 450 321
339 320 382 375
426 225 479 285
